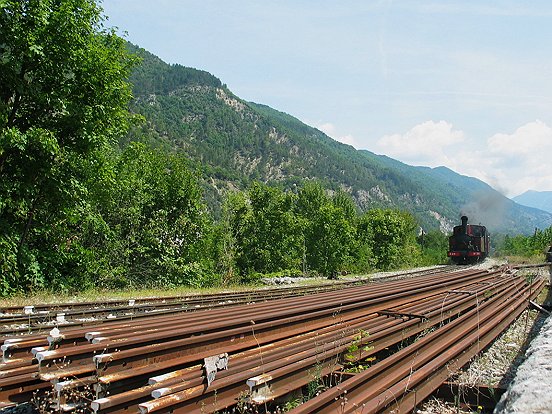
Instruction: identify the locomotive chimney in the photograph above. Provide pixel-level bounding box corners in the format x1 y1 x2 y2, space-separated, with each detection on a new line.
461 216 468 234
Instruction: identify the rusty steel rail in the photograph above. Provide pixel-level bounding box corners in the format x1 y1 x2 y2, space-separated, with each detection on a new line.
0 266 456 336
0 268 493 408
1 268 473 403
132 272 531 414
0 281 364 335
33 269 489 376
288 277 545 414
91 271 511 413
1 268 470 392
0 267 524 412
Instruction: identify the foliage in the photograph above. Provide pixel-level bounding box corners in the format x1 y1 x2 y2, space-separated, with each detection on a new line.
0 0 136 294
223 183 302 279
417 230 449 265
219 181 423 280
494 226 552 259
83 143 215 289
344 329 373 362
356 209 421 271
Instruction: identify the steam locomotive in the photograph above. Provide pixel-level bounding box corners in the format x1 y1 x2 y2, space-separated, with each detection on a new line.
447 216 490 264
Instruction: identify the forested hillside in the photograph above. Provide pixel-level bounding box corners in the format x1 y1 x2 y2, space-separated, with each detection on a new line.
126 45 552 234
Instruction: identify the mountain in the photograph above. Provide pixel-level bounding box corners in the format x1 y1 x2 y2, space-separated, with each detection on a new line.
513 190 552 214
125 44 552 235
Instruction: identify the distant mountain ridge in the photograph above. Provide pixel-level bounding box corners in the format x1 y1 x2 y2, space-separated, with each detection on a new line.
513 190 552 214
125 44 552 235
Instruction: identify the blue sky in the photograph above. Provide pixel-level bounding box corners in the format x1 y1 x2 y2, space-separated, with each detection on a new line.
102 1 552 197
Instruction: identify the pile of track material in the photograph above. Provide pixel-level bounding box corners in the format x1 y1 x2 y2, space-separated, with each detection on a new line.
0 266 455 336
0 266 545 414
0 280 385 336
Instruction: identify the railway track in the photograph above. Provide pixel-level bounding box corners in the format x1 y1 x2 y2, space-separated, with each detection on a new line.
0 265 544 414
0 266 456 336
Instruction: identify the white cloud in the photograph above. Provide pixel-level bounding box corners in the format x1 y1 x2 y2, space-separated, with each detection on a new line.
375 120 465 166
373 120 552 197
315 122 359 148
486 120 552 196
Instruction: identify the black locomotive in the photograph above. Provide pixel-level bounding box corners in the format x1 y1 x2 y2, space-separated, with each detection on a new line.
448 216 490 264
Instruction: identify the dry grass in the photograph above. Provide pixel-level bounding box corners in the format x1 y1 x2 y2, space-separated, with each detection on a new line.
416 397 474 414
0 284 263 308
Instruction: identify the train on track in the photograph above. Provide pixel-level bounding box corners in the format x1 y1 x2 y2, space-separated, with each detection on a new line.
448 215 490 264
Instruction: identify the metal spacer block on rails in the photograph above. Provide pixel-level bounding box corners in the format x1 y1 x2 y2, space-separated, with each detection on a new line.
47 327 64 345
85 331 102 341
35 349 57 363
204 353 229 386
151 387 171 399
91 398 110 413
31 346 47 355
247 373 273 388
247 374 274 404
93 353 112 367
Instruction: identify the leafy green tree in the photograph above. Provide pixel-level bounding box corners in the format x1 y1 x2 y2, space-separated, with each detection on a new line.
0 0 136 294
308 202 355 276
494 225 552 259
85 143 214 289
418 229 449 265
229 183 301 277
295 182 355 276
359 209 420 270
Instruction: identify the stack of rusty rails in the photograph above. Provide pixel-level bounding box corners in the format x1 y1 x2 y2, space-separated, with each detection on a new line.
132 271 528 414
0 322 103 407
133 273 525 414
288 276 546 414
0 268 496 410
1 266 492 410
0 280 380 336
0 266 455 336
1 276 387 318
46 269 497 412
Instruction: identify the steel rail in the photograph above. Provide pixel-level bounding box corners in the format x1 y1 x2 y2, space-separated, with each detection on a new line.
378 281 545 414
35 269 489 372
1 268 468 359
1 266 456 328
132 273 524 414
289 277 544 414
5 272 459 404
92 272 516 414
0 267 502 410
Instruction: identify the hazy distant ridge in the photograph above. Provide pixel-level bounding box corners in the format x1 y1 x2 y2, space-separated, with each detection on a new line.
513 190 552 214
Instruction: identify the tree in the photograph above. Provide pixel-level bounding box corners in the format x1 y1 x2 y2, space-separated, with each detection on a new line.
359 209 420 271
308 202 355 277
229 183 301 277
295 182 355 276
85 143 213 289
0 0 136 294
417 229 449 265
